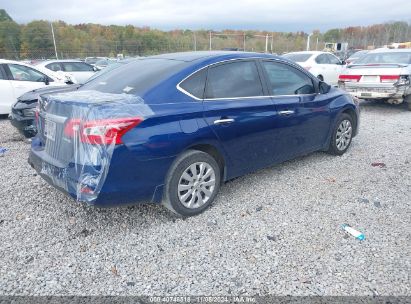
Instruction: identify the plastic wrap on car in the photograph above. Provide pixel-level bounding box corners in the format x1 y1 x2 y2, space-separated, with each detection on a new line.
36 90 153 203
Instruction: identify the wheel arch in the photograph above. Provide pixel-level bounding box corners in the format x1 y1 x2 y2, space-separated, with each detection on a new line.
185 143 226 184
340 106 358 136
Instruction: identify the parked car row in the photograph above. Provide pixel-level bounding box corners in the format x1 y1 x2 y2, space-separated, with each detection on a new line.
9 59 137 137
282 49 411 110
2 49 409 217
0 59 72 115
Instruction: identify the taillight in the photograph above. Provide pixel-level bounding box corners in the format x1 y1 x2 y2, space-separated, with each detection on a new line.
64 117 143 145
35 103 40 125
380 75 400 83
339 75 361 82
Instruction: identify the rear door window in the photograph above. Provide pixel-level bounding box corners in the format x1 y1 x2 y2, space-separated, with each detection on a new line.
262 61 315 95
8 64 47 82
179 68 207 99
46 62 63 71
326 54 341 64
205 61 263 99
62 62 94 72
0 64 8 80
315 54 330 64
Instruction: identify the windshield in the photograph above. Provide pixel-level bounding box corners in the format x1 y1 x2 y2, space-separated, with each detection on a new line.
80 58 187 95
95 59 109 65
282 53 312 62
354 52 411 64
85 57 103 65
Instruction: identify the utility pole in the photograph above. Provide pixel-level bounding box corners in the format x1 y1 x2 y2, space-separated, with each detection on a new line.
50 21 58 59
271 33 274 53
243 33 246 51
265 34 268 53
209 31 212 51
193 31 197 51
306 33 313 51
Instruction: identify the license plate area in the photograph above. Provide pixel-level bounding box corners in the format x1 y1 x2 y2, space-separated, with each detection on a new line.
361 76 379 83
361 92 372 97
44 119 56 141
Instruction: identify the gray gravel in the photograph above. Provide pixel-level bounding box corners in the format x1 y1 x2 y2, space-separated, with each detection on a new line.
0 101 410 296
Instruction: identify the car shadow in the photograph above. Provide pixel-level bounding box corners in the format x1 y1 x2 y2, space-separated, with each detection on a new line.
360 99 409 113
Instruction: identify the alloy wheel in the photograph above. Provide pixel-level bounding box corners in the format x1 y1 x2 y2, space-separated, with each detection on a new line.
336 119 352 151
178 162 216 209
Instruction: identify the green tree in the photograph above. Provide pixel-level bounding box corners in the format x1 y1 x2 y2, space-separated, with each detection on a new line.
323 29 341 42
21 20 54 58
0 20 20 59
0 9 12 22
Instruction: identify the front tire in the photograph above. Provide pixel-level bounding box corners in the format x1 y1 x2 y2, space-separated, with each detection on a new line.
162 150 221 217
327 113 354 155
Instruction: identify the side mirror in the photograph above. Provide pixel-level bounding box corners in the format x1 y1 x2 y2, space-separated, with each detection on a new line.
43 76 50 85
340 60 346 65
93 66 99 72
319 81 331 94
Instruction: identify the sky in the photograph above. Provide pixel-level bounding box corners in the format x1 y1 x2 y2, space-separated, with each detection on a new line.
2 0 411 32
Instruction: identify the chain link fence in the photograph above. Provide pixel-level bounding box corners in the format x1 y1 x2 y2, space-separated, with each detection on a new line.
1 31 311 61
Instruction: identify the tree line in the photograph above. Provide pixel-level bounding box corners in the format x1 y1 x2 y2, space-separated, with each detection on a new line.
0 9 410 60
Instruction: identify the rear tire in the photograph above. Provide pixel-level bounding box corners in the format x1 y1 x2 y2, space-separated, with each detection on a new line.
162 150 221 217
327 113 354 156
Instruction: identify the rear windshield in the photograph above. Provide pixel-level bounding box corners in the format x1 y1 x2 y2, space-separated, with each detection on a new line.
282 53 312 62
80 58 186 95
348 50 368 59
355 52 411 64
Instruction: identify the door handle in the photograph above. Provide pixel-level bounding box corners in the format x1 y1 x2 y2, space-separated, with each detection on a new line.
213 118 234 125
278 110 295 116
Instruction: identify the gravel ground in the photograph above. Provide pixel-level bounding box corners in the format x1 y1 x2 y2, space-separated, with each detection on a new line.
0 101 410 297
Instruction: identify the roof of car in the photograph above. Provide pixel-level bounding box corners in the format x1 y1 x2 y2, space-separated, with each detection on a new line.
0 59 30 65
145 51 278 62
368 48 411 53
35 59 87 66
284 51 330 55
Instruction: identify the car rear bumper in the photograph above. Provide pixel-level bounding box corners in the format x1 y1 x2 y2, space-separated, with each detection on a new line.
28 142 174 207
9 111 37 138
339 82 410 100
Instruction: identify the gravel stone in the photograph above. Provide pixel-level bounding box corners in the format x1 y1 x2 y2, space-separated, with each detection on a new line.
358 198 370 204
0 101 410 296
373 201 382 208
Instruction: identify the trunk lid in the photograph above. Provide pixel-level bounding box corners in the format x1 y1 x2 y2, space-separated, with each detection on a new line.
37 90 153 167
340 64 409 83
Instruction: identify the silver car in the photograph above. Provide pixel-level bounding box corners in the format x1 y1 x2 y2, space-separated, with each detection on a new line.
338 48 411 110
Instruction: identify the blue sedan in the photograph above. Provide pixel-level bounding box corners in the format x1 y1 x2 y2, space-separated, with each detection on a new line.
29 51 360 216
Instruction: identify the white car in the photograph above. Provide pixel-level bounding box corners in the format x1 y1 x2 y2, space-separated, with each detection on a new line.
0 59 71 115
283 51 345 85
338 48 411 110
36 60 97 84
